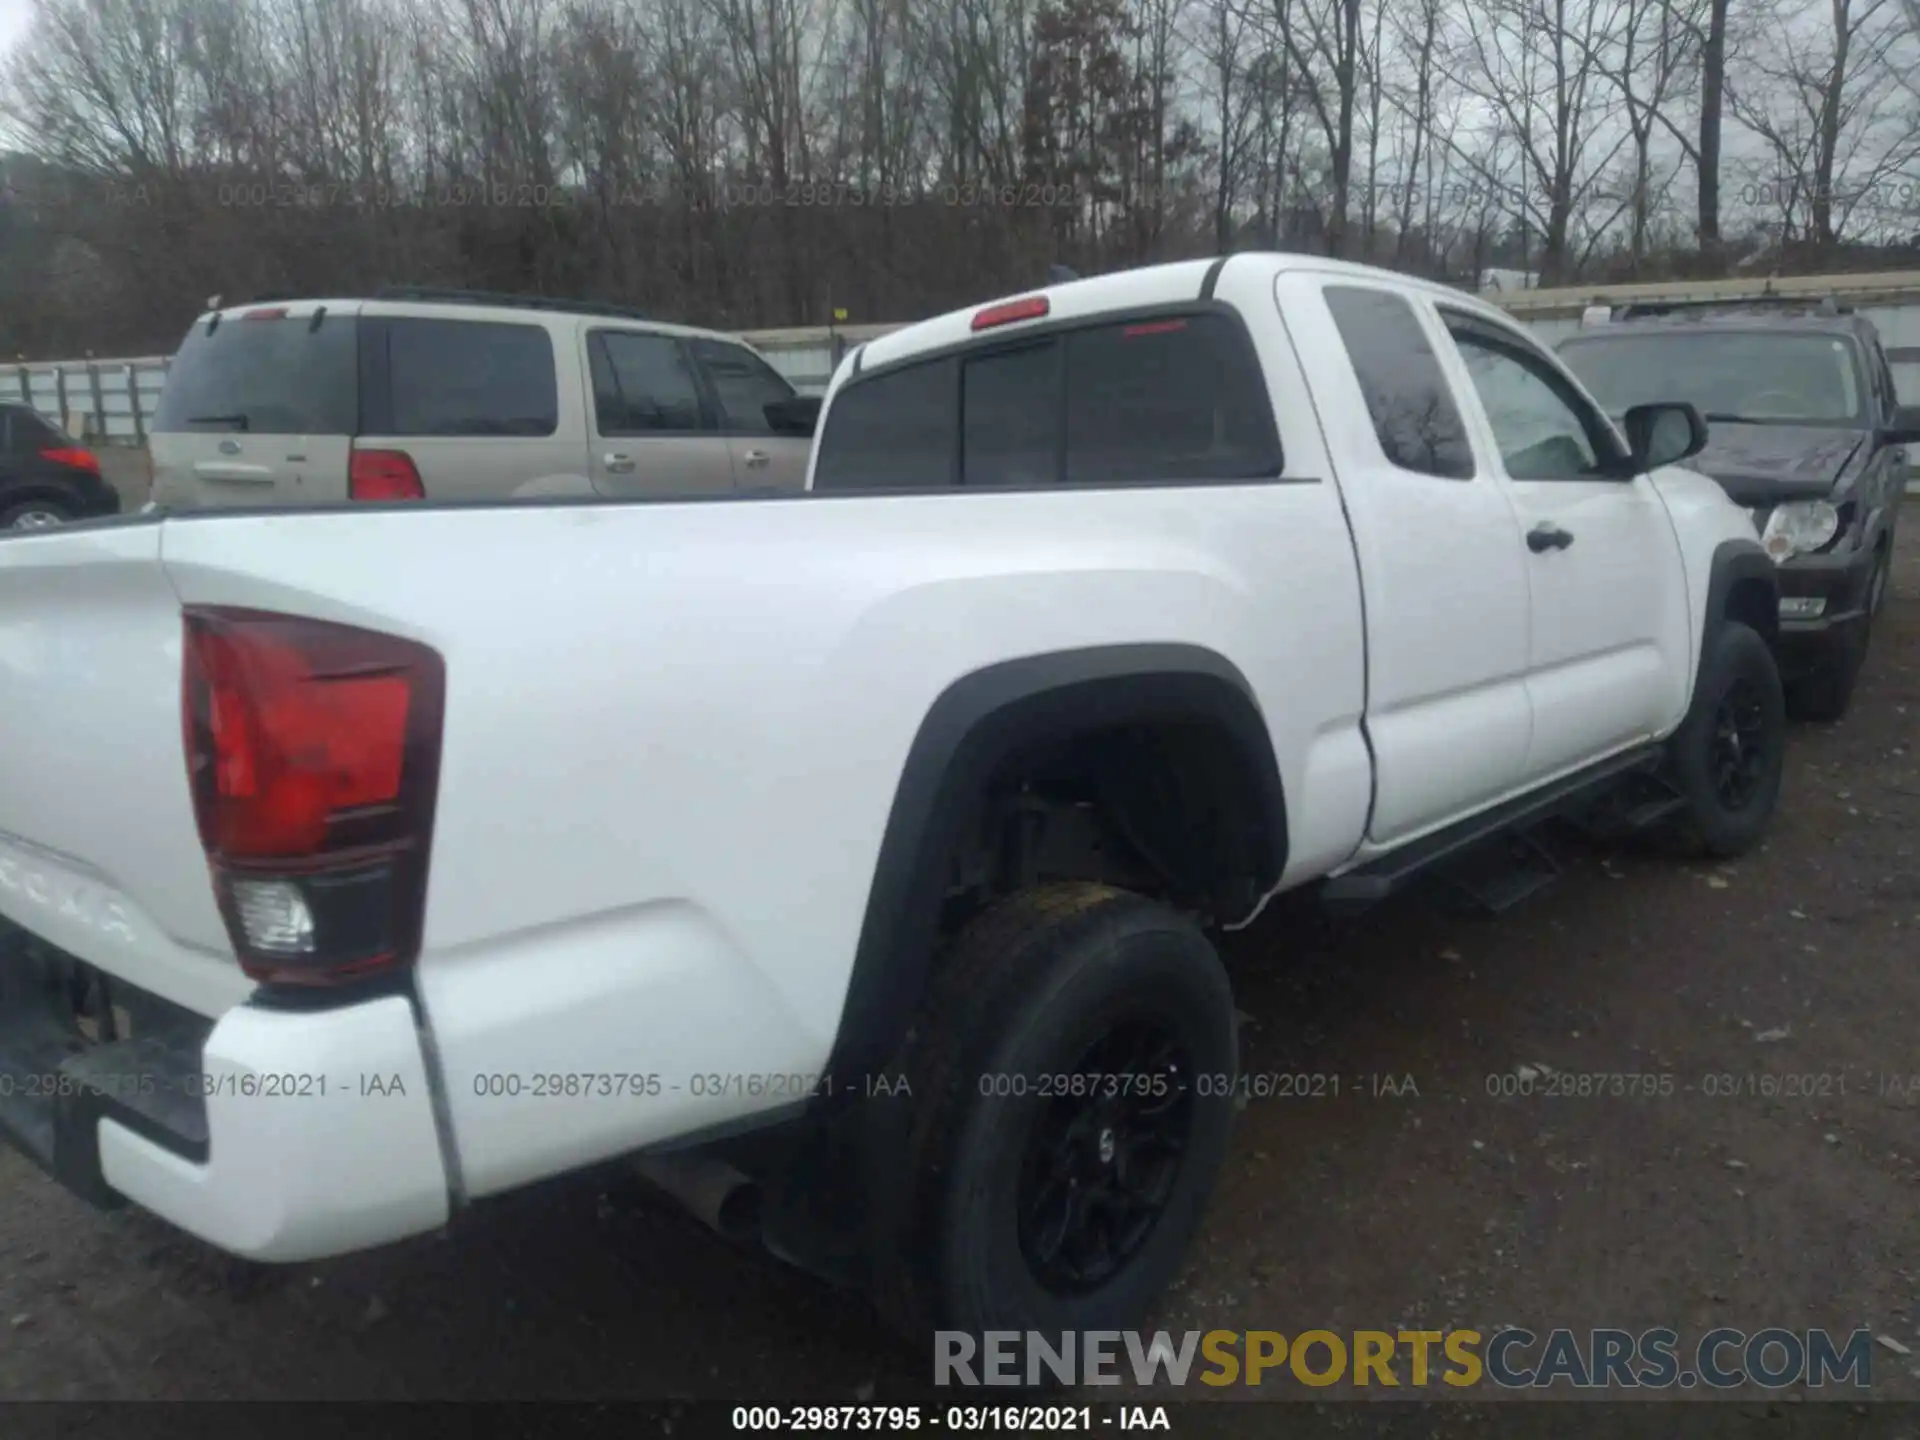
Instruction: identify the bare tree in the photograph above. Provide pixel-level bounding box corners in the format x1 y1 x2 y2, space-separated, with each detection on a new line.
1442 0 1633 283
1728 0 1920 245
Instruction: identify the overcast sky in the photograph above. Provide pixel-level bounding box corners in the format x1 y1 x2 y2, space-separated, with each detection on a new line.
0 0 25 53
0 0 28 76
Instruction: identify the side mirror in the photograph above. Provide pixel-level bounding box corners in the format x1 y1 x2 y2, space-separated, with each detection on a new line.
1879 403 1920 448
765 395 821 437
1622 401 1708 471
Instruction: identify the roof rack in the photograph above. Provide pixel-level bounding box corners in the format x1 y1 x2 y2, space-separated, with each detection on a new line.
370 285 654 323
1614 293 1851 320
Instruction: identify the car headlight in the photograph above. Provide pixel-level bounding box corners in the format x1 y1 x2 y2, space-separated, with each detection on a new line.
1759 500 1839 562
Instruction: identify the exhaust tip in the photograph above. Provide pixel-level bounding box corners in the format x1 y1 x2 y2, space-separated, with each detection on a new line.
632 1154 764 1246
713 1179 765 1245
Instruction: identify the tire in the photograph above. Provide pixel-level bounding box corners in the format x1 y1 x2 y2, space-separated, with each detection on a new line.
868 882 1237 1349
1 497 74 531
1663 620 1786 858
1784 549 1884 723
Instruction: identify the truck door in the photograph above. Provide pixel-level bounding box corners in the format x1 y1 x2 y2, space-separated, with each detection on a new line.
1288 275 1535 848
1433 309 1691 783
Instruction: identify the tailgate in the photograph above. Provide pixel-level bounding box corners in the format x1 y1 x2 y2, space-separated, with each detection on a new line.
147 300 359 510
0 521 247 1019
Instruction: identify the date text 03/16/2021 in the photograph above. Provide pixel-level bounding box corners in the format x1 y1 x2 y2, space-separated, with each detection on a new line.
731 1406 1168 1432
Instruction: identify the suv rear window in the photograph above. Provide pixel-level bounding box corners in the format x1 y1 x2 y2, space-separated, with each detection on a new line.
152 314 358 435
813 310 1281 491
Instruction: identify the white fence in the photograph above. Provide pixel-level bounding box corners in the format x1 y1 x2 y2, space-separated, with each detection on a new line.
8 356 173 446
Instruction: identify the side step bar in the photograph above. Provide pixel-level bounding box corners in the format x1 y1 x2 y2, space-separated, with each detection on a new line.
1322 744 1667 913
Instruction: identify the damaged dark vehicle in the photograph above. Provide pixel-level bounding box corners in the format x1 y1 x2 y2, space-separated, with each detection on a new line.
1559 300 1920 720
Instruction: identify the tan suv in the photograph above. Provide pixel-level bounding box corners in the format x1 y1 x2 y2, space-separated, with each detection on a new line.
147 288 819 509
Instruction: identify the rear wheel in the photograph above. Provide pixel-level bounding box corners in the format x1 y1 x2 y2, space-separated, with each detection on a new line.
869 882 1236 1346
1 498 72 531
1663 620 1786 857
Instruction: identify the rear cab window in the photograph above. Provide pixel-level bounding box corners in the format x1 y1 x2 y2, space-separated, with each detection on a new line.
152 306 359 436
813 308 1282 490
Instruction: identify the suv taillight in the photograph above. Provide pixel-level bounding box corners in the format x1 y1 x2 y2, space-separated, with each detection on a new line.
182 607 445 987
41 446 101 474
350 449 425 501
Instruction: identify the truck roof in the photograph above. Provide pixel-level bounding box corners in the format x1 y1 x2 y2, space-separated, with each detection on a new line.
853 253 1529 375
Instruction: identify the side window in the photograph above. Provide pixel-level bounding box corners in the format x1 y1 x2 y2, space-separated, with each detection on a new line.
811 357 958 490
1064 311 1282 482
385 318 557 437
1323 286 1475 479
592 331 707 435
1443 316 1614 480
962 341 1061 486
692 339 794 435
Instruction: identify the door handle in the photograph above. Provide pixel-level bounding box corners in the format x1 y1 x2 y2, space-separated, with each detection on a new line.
1527 522 1574 553
604 452 635 474
742 449 770 469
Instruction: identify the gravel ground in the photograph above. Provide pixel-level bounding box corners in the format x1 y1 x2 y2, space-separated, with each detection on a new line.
2 507 1916 1405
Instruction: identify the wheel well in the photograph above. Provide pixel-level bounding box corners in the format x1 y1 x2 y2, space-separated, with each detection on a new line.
1723 575 1778 649
940 716 1281 935
1 487 78 514
820 645 1287 1099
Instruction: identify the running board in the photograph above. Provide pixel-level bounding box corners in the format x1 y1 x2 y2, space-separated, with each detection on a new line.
1322 745 1665 914
1433 828 1564 917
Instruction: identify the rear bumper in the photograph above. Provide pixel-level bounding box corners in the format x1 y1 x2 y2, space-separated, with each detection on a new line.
0 921 450 1261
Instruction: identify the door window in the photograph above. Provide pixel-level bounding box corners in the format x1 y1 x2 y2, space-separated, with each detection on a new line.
1444 318 1614 480
591 332 708 435
691 339 794 435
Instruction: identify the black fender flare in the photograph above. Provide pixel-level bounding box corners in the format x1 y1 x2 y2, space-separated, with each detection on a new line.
818 643 1288 1096
1702 537 1778 667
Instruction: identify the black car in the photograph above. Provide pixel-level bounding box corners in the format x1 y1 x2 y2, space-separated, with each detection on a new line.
0 402 122 531
1559 300 1920 720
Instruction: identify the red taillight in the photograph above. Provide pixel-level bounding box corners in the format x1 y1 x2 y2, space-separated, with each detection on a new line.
1123 319 1188 338
40 446 100 474
243 307 288 321
350 449 425 501
972 295 1050 331
182 608 445 987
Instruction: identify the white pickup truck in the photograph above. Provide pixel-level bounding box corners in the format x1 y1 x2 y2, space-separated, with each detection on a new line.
0 255 1784 1345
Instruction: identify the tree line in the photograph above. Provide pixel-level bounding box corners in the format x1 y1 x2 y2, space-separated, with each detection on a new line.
1 0 1918 358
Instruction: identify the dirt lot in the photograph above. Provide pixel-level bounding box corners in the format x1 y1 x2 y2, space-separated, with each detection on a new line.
2 508 1917 1406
